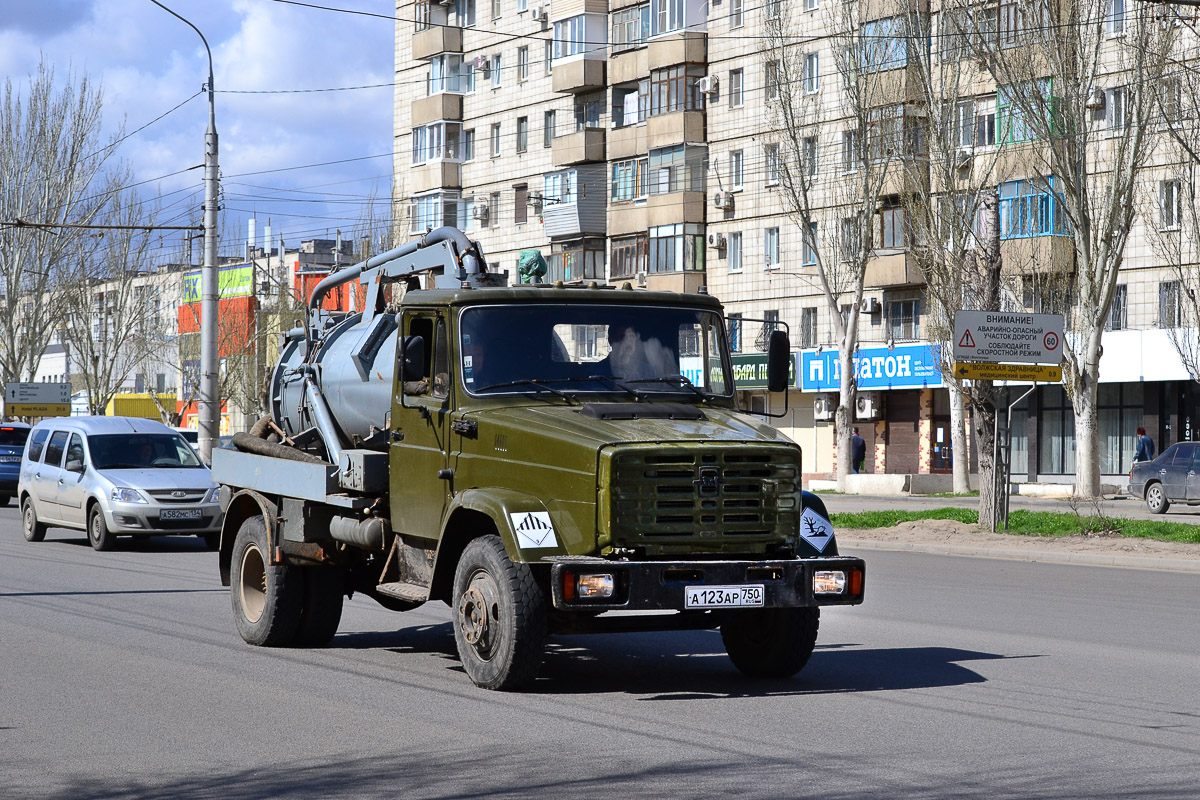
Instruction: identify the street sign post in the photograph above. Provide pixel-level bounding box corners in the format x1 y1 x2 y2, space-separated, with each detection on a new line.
954 362 1062 382
952 311 1064 365
4 382 71 417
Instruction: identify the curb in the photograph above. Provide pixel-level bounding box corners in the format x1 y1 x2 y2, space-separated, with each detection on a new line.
839 538 1200 574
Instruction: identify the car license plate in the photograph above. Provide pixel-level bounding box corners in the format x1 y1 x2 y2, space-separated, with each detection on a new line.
160 509 202 521
684 585 764 609
0 455 19 463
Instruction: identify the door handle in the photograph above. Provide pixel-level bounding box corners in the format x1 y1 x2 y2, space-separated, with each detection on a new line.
1159 469 1167 475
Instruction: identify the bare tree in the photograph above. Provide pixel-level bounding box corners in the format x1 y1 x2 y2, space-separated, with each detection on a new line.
765 5 912 485
0 60 113 386
60 183 166 414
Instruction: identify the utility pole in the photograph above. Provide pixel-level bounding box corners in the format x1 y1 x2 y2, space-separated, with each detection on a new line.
152 1 220 463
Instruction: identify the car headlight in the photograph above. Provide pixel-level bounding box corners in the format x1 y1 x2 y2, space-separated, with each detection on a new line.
111 487 148 504
205 486 221 503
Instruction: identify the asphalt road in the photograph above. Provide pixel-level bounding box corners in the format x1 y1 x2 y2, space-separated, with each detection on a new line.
3 506 1199 799
821 490 1200 522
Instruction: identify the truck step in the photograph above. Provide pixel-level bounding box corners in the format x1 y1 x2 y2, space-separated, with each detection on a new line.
376 581 430 603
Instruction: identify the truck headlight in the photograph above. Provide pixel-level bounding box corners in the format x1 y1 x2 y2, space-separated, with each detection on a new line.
813 570 847 595
562 571 616 600
111 487 148 504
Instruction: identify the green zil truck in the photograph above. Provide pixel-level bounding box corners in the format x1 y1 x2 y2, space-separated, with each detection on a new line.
212 227 865 690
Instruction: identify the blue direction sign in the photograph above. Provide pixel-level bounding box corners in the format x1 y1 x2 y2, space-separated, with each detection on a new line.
800 343 943 392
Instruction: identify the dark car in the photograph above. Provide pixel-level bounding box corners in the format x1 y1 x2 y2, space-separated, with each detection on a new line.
1128 442 1200 514
0 422 31 507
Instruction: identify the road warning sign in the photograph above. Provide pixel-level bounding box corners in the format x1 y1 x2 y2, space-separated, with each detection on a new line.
952 311 1064 365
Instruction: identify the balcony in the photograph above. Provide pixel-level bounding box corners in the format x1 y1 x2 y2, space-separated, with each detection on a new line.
410 161 461 194
553 128 606 166
647 111 706 148
645 270 707 294
608 124 647 160
410 94 462 126
552 59 606 94
648 32 706 71
1000 235 1075 276
412 26 462 61
865 251 924 288
646 191 705 226
609 203 648 236
610 48 648 85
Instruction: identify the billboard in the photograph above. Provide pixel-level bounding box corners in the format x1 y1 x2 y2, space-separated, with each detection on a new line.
800 343 943 392
182 264 254 303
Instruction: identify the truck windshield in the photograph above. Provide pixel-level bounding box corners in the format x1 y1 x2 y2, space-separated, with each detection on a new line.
459 304 731 396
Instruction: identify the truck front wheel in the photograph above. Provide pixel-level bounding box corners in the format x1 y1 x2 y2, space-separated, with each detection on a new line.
721 607 820 679
231 515 302 646
451 535 547 690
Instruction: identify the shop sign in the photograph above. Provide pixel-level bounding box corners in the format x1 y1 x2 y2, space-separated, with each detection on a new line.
182 264 255 304
729 352 799 389
800 343 943 392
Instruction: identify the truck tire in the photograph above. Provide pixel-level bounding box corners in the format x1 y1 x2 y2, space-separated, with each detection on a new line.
88 506 116 552
721 607 820 679
22 498 46 542
1145 482 1169 514
451 535 547 690
230 515 302 646
294 567 345 647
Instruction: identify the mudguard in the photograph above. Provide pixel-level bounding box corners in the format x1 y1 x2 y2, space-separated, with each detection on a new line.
217 489 281 585
444 487 564 564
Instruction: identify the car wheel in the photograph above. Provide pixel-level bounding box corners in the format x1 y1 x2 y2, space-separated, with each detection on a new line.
1145 482 1169 515
452 535 547 691
88 506 116 551
721 607 820 679
21 497 46 543
230 515 302 646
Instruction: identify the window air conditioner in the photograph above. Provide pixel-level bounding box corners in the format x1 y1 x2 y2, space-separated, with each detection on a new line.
472 202 490 220
474 55 491 72
712 191 734 210
813 392 836 421
1085 87 1106 110
860 297 881 314
531 5 547 21
697 75 719 95
707 232 727 249
855 391 881 420
436 0 455 6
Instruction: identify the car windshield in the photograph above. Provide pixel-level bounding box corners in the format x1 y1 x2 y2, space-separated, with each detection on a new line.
0 426 29 447
459 304 731 397
88 433 204 469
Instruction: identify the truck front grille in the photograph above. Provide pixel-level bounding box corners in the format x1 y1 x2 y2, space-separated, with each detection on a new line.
608 446 801 552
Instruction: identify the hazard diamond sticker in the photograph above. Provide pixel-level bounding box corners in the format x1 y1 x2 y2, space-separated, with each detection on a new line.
510 512 559 549
799 506 834 553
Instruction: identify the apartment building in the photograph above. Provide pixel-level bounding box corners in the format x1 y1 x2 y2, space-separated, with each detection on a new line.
393 0 1200 482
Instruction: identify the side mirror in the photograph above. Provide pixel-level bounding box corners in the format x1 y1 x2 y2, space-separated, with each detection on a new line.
766 329 792 392
66 459 85 474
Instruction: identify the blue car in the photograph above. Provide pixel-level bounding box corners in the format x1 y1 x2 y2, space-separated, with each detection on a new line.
0 422 31 507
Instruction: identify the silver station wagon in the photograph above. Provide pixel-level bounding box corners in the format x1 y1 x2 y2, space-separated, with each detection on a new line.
18 416 222 550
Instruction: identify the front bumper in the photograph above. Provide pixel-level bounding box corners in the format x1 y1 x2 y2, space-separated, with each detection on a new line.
105 500 223 534
548 556 865 612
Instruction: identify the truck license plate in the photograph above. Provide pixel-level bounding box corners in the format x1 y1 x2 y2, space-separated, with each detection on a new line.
684 585 764 609
160 509 202 521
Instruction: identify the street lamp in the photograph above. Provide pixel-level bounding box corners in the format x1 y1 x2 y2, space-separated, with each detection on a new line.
151 0 219 463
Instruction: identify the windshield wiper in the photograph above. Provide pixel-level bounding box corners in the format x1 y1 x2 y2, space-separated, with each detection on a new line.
475 379 575 402
623 374 709 400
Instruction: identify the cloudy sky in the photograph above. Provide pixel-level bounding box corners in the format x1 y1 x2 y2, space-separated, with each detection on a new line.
1 0 395 262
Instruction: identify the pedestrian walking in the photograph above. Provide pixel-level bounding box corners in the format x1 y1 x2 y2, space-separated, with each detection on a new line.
851 427 866 474
1134 426 1155 463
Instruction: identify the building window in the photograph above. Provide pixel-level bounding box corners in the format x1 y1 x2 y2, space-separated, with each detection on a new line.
544 40 553 74
544 110 555 148
411 122 463 164
649 144 706 194
804 0 818 9
765 60 779 100
415 0 433 30
889 298 920 340
975 95 997 146
514 183 529 224
860 17 906 72
544 170 577 205
611 157 649 201
553 15 587 60
803 53 819 94
1106 0 1126 36
878 204 906 249
799 307 817 348
999 176 1070 239
428 54 464 94
410 192 461 232
728 313 743 353
1038 386 1076 474
998 80 1051 144
841 216 862 259
730 0 744 27
841 130 858 172
614 82 649 127
802 136 818 177
611 234 648 278
492 0 501 19
728 231 742 271
765 0 781 19
1159 280 1182 327
651 0 685 36
574 92 604 130
1160 179 1181 230
518 0 527 10
764 227 780 268
757 310 780 351
1106 284 1127 331
942 7 997 60
730 150 744 188
649 223 705 272
462 129 475 161
517 46 529 81
1107 86 1127 131
612 4 650 52
491 54 502 88
547 239 605 282
765 143 780 185
802 222 818 265
729 68 744 107
516 116 529 152
458 0 477 27
649 65 705 116
490 123 501 157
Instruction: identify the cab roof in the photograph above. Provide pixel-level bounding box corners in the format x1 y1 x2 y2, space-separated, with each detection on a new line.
400 284 725 311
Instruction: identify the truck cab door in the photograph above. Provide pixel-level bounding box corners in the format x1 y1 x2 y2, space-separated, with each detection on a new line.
390 311 452 540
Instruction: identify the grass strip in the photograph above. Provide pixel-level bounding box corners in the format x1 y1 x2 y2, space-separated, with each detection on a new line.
830 507 1200 544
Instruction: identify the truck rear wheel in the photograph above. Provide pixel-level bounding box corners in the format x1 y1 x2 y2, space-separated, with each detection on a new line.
231 515 302 646
721 607 820 679
452 535 547 690
294 567 345 647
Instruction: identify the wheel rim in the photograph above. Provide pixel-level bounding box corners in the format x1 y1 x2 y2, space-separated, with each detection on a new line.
457 568 502 661
239 543 267 624
23 504 34 535
90 513 101 543
1148 485 1163 508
